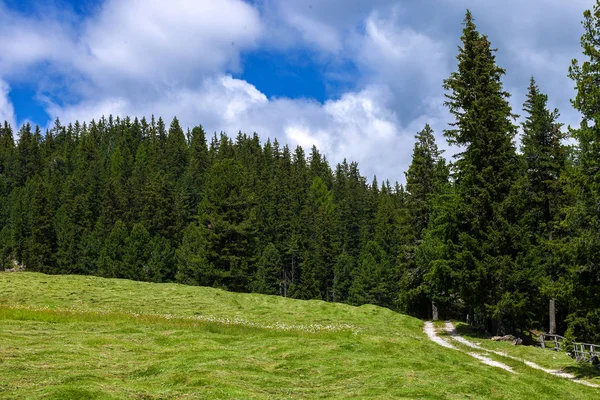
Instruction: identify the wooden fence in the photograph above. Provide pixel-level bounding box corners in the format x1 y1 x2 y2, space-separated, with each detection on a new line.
572 342 600 362
538 333 600 363
539 333 565 351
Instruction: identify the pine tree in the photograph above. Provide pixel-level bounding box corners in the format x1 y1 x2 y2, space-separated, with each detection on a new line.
187 125 209 205
146 235 175 282
122 223 151 280
296 177 336 300
348 241 394 307
250 243 281 295
0 123 17 266
519 77 567 333
164 117 189 180
98 220 128 278
405 125 447 238
24 180 56 272
176 158 257 291
398 125 447 318
441 10 520 331
0 122 16 189
563 2 600 341
16 123 41 185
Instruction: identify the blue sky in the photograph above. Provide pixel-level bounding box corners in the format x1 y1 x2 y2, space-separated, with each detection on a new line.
0 0 594 182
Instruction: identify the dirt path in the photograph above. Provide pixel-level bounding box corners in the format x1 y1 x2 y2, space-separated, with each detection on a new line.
423 321 514 373
441 321 599 388
423 321 456 349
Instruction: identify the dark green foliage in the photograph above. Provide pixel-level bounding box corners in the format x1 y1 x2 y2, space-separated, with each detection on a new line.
5 3 600 343
0 112 414 313
437 10 522 330
398 125 448 318
563 1 600 342
98 219 128 278
176 158 257 291
404 124 447 239
515 78 568 331
349 240 396 308
251 243 281 295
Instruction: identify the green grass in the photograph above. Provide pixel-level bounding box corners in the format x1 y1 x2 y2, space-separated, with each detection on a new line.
0 273 598 399
453 322 600 381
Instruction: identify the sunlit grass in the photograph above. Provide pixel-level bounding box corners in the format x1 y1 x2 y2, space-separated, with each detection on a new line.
453 321 600 382
0 272 598 399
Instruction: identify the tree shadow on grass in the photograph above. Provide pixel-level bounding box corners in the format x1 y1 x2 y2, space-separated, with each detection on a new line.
454 322 491 339
563 363 600 380
454 322 541 346
454 322 600 380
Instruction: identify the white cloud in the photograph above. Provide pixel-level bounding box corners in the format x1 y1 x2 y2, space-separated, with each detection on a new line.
0 4 77 78
0 80 16 130
79 0 262 91
39 0 454 182
47 76 410 179
1 0 595 182
353 11 450 123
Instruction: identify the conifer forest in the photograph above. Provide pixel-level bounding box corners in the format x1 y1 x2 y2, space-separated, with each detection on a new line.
4 6 600 344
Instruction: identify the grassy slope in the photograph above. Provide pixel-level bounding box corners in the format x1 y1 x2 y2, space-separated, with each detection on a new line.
0 273 597 399
450 322 600 382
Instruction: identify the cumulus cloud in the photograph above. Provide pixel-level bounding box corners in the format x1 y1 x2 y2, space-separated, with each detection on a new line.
354 10 450 123
0 3 78 79
0 0 595 182
35 0 453 181
78 0 262 92
0 80 16 130
49 75 430 179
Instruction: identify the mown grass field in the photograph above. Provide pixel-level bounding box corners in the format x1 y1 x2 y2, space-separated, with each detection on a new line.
0 273 598 399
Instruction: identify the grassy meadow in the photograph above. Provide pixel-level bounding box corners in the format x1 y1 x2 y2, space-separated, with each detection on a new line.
0 272 598 399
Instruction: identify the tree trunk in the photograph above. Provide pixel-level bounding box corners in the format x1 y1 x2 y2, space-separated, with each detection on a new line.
549 298 556 334
432 301 439 321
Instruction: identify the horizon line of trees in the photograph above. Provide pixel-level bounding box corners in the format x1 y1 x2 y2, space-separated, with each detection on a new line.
3 5 600 342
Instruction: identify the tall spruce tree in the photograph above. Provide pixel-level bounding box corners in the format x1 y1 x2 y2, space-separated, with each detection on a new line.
519 77 567 334
441 10 520 331
405 125 447 239
564 1 600 342
398 124 447 318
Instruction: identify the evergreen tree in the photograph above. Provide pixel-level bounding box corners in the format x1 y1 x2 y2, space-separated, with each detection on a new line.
398 125 447 318
176 158 257 291
122 223 151 280
187 125 209 204
349 241 395 307
563 1 600 341
24 180 56 272
98 220 128 278
441 10 521 331
251 243 281 295
164 117 188 180
16 123 41 185
296 177 336 300
405 125 447 238
519 77 567 333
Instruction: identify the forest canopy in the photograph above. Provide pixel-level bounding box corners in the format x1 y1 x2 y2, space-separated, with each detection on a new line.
2 5 600 343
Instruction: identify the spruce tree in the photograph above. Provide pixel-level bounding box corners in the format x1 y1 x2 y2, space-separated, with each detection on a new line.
176 158 257 291
563 1 600 341
398 124 447 318
520 77 567 333
405 124 447 239
164 117 189 180
441 10 520 331
251 243 282 295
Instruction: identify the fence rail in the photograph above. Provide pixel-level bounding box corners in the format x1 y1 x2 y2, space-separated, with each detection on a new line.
538 333 600 363
572 342 600 362
539 333 565 351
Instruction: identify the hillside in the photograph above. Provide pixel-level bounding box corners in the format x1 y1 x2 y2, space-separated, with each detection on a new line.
0 273 598 399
